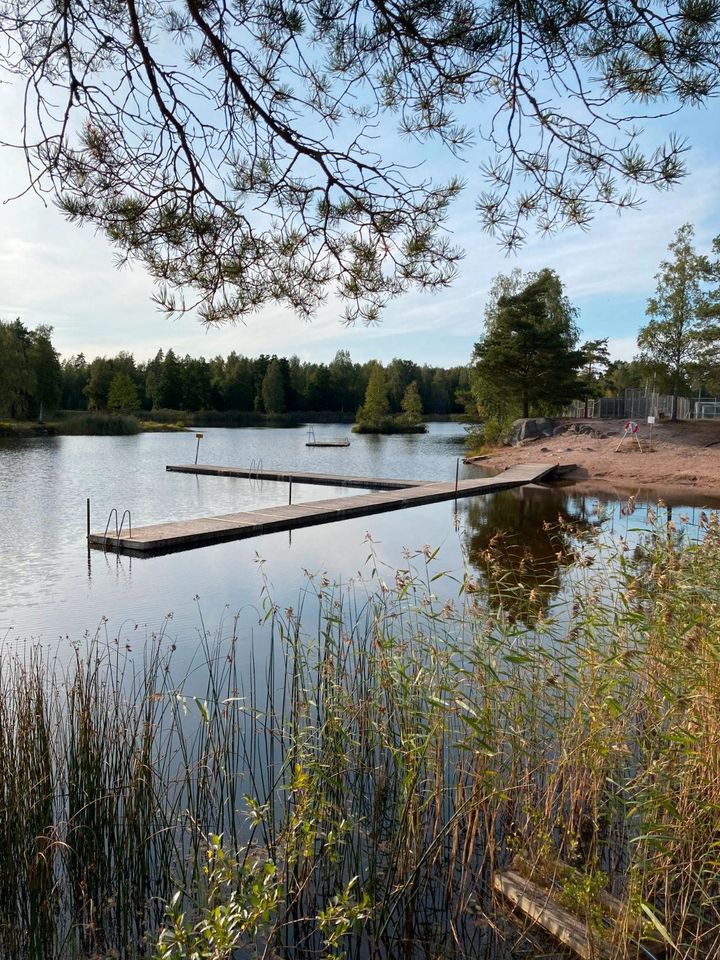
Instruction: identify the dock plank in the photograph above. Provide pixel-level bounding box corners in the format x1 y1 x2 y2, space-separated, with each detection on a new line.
90 463 557 556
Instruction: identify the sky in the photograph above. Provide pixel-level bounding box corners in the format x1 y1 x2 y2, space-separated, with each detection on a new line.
0 69 719 369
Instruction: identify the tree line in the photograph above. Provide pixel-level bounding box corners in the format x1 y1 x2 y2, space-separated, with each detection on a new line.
0 330 470 420
5 225 718 429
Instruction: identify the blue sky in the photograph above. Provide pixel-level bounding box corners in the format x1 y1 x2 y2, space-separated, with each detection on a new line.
0 78 718 368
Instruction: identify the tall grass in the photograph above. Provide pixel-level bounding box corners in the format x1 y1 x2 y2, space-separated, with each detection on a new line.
1 514 720 959
58 413 140 435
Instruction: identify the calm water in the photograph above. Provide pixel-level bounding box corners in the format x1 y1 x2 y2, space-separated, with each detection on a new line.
2 423 719 655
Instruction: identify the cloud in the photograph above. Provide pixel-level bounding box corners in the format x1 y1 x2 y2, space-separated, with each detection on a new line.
1 79 718 366
607 337 639 362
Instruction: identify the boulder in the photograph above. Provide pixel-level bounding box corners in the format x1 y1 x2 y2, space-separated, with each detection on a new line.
508 418 556 446
553 421 607 439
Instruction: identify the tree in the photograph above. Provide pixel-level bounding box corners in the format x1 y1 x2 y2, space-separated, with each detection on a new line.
472 269 584 420
107 372 140 413
157 350 184 410
357 364 390 425
400 382 424 425
0 319 33 418
638 224 720 420
386 359 421 412
84 357 117 410
430 370 451 415
579 338 612 416
61 354 90 409
328 350 359 413
28 325 62 419
1 2 717 325
261 359 286 415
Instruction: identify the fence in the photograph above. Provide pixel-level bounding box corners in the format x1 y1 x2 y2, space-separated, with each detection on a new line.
567 389 691 421
697 400 720 419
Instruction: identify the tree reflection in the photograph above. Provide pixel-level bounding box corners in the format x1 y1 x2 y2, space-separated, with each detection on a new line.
461 485 598 624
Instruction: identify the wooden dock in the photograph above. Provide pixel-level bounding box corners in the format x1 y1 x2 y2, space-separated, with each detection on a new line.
166 464 423 490
89 463 557 556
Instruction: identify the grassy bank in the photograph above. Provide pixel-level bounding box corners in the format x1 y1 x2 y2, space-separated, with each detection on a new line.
0 414 187 437
352 418 427 434
1 517 719 958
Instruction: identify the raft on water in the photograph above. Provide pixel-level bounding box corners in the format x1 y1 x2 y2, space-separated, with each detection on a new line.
305 427 350 447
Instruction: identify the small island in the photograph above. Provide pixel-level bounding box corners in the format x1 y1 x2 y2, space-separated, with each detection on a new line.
352 362 427 434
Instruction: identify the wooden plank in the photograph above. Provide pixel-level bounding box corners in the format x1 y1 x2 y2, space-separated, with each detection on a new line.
494 870 613 960
508 853 665 952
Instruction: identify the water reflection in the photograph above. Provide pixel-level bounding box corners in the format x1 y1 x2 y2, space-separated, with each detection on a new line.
461 484 602 623
461 481 720 625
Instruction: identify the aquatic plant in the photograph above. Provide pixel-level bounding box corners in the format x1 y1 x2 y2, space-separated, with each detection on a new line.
1 513 719 958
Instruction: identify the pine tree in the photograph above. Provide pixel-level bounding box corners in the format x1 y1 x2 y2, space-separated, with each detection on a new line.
3 0 715 324
261 359 286 415
401 381 423 425
357 364 390 426
472 269 583 420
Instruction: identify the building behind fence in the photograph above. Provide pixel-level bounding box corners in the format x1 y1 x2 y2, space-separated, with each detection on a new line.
567 388 697 420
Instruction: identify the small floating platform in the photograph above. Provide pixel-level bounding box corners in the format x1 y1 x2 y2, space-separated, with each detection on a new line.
305 427 350 447
306 438 350 447
89 463 558 556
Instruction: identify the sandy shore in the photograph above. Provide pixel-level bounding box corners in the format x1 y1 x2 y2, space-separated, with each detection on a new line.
473 418 720 501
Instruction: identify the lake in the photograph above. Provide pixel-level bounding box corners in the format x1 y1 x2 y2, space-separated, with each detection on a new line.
3 421 720 960
2 422 719 656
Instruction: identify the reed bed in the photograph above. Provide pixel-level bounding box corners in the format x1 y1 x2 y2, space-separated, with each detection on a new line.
1 514 720 959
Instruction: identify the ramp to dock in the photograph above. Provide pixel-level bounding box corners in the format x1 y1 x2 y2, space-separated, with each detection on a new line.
89 463 557 556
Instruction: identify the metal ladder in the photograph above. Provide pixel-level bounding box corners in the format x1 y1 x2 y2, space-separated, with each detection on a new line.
103 508 132 549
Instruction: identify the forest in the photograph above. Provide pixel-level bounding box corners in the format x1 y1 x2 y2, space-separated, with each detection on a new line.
0 319 470 420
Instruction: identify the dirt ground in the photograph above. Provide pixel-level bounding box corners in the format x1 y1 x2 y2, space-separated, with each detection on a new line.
472 418 720 500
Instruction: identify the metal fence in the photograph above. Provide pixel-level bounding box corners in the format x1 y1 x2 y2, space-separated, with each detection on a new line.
697 400 720 419
567 389 691 420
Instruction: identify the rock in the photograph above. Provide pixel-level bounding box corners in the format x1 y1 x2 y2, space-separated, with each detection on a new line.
553 421 607 439
508 418 557 446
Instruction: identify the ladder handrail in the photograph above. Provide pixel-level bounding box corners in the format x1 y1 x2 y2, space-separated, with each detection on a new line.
118 509 132 539
102 507 132 550
103 508 119 548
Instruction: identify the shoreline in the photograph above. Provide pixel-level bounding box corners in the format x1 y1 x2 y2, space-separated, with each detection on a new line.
472 418 720 503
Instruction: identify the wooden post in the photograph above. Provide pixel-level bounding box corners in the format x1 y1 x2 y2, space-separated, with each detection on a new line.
289 478 293 505
455 458 460 497
194 432 204 464
86 498 90 543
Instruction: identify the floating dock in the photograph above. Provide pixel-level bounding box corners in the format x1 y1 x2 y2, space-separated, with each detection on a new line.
166 464 422 490
305 427 350 447
89 463 557 556
306 438 350 447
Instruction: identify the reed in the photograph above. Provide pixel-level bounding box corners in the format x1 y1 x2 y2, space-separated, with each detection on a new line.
1 514 719 959
58 413 141 435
